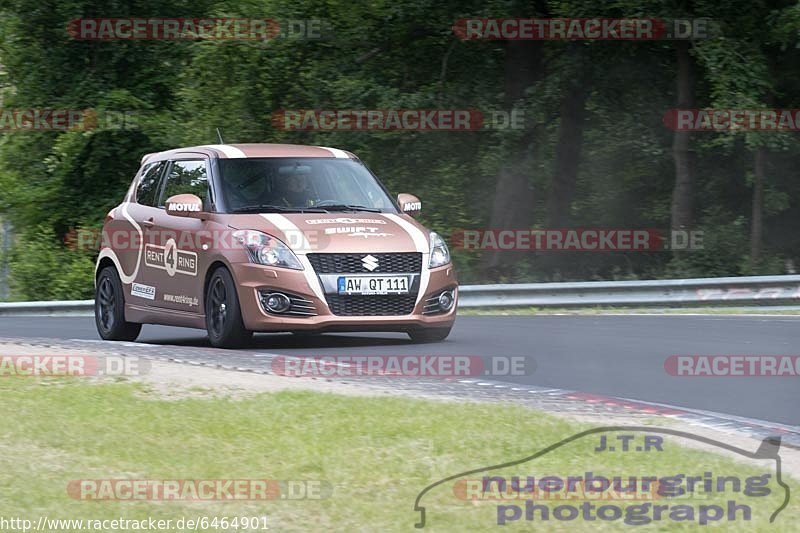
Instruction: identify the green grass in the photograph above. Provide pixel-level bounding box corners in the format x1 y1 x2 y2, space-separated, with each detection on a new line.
0 379 796 531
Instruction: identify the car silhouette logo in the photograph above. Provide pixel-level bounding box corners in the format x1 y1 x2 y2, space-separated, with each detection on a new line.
362 254 379 271
412 426 790 528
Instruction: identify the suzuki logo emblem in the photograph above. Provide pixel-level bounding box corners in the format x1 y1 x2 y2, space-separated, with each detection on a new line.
361 254 379 271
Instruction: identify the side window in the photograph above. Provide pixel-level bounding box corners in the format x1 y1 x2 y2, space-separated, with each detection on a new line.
136 161 166 207
159 160 209 207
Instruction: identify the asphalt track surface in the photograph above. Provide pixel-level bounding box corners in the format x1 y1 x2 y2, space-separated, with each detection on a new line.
0 315 797 426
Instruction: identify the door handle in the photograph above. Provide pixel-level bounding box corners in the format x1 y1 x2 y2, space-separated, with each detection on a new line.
142 218 155 228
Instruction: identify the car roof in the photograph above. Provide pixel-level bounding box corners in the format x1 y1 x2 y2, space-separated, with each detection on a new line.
140 143 355 165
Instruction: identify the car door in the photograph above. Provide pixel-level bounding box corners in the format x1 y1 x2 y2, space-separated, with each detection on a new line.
145 158 212 312
121 160 167 305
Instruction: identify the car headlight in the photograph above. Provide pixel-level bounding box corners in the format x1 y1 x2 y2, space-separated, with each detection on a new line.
428 231 451 268
232 230 303 270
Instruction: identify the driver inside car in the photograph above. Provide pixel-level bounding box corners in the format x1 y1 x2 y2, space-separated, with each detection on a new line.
275 167 317 207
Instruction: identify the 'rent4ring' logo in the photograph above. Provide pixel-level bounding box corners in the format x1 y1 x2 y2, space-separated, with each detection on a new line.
144 238 198 277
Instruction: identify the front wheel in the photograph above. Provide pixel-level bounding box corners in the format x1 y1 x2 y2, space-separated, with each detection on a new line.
407 326 452 343
95 266 142 342
205 267 253 348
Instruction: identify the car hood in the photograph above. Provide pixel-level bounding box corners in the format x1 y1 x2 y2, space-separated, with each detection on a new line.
224 212 431 254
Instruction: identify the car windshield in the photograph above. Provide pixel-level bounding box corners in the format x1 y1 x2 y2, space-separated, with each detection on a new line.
217 158 398 213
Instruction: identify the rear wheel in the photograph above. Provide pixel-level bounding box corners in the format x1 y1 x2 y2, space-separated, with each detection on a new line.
95 266 142 342
205 267 253 348
407 326 452 343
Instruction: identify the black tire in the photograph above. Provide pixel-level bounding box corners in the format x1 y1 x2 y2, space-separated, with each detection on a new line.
407 326 452 343
205 267 253 348
95 266 142 342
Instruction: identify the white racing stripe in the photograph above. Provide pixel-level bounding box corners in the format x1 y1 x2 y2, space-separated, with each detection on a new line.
261 214 312 252
261 214 325 301
200 144 246 158
297 255 326 301
385 214 430 305
385 214 428 253
95 202 142 286
319 146 350 159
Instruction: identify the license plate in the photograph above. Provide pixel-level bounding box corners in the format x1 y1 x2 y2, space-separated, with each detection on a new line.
337 276 409 295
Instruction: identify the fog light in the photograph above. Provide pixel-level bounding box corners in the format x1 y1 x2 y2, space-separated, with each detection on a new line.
264 292 291 313
438 290 454 311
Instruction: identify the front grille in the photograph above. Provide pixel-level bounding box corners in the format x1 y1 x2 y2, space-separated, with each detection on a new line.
307 253 422 274
326 294 417 316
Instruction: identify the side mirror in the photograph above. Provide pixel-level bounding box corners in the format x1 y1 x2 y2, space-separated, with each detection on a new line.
397 193 422 217
165 194 205 218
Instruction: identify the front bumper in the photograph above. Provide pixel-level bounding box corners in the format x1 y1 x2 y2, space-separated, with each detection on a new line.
231 261 457 333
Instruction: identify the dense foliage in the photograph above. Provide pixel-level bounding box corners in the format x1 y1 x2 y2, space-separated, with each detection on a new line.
0 0 798 300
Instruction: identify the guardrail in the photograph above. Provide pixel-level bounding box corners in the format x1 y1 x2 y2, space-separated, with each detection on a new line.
457 275 800 308
0 299 95 316
0 275 799 316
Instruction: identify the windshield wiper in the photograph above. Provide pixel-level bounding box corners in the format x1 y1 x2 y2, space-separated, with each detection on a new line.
319 204 383 213
230 204 327 213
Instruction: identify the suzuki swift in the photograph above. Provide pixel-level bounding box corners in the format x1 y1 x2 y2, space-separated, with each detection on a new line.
94 143 457 347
